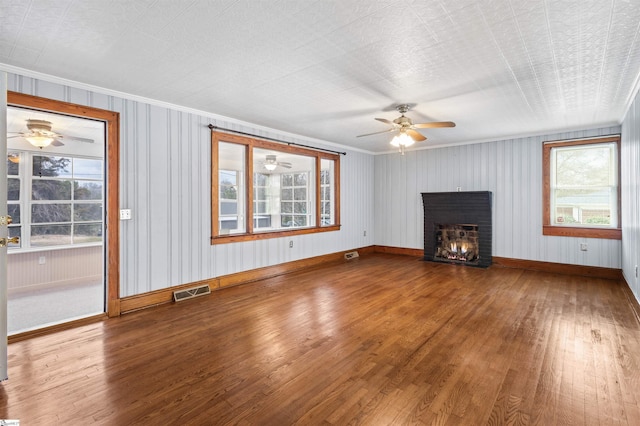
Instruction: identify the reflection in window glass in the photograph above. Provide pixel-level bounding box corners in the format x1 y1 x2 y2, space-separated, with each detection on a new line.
32 204 72 223
74 181 103 200
74 203 103 221
32 180 72 200
218 142 245 234
73 158 103 180
33 156 71 178
74 223 103 243
8 178 20 201
31 224 72 247
320 158 335 226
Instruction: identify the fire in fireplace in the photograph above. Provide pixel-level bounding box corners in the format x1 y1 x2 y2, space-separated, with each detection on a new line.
434 224 479 264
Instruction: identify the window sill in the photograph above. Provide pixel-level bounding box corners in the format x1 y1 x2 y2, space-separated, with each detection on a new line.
211 224 341 244
542 225 621 240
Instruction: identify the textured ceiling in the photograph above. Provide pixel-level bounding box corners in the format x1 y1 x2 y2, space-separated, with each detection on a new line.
1 0 640 153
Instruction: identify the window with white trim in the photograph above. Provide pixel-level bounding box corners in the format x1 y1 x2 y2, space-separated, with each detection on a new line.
7 151 104 249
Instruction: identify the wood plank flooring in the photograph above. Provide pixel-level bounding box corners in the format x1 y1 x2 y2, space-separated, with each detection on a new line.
1 253 640 425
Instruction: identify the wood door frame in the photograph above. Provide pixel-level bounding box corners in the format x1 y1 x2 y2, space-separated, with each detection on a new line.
7 91 121 317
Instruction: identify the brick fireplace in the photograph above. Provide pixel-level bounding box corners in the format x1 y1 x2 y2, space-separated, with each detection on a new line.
421 191 492 268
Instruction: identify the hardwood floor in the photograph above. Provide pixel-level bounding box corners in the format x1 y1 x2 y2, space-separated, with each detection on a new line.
1 253 640 425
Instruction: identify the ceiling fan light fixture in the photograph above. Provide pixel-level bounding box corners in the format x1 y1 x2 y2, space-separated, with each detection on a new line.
390 132 414 148
264 163 277 171
26 135 54 148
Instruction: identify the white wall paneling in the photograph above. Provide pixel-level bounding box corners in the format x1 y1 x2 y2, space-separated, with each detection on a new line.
622 88 640 304
7 73 375 298
375 127 622 269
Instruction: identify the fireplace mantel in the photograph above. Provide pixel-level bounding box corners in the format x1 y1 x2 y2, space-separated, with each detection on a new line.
421 191 493 268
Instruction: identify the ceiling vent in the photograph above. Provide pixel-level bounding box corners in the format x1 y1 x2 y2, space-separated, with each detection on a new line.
173 284 211 302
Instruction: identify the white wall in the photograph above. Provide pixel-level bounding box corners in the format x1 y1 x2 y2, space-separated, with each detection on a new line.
622 88 640 303
374 126 622 268
7 73 375 298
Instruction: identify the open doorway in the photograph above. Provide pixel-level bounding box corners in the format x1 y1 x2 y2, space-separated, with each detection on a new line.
6 106 105 334
6 92 120 337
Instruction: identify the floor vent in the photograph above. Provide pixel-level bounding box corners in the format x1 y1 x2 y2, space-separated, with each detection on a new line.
173 284 211 302
344 251 359 260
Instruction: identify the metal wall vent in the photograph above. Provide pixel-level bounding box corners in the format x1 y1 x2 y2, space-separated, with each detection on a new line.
173 284 211 302
344 251 359 260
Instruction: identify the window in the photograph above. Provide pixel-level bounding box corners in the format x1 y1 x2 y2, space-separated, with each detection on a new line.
543 135 621 239
7 151 104 249
212 132 340 243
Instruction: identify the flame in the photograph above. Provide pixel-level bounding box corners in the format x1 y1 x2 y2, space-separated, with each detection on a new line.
450 242 457 252
460 243 468 254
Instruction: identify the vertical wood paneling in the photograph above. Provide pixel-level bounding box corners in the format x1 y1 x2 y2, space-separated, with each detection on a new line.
622 88 640 302
375 126 622 268
7 73 375 297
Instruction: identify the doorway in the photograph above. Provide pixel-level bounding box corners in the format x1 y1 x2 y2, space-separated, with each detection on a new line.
6 92 120 337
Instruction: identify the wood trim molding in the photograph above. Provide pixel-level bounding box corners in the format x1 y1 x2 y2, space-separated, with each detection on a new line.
8 313 107 343
373 245 423 257
7 91 121 317
542 135 621 240
492 256 622 280
120 245 623 315
621 275 640 326
120 246 376 314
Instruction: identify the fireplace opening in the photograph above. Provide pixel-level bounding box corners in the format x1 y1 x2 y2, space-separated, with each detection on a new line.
422 191 492 268
434 224 479 264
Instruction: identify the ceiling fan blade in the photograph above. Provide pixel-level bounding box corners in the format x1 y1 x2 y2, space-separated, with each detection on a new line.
413 121 456 129
406 129 427 142
375 118 395 125
356 128 396 138
7 135 22 139
65 136 94 143
278 162 292 168
52 139 65 147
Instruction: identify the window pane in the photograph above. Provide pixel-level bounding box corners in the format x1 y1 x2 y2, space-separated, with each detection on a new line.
294 173 307 186
553 188 613 226
31 204 71 223
73 158 103 180
8 178 19 201
282 174 293 186
281 202 292 213
75 181 103 200
7 153 20 175
31 224 72 247
294 201 307 214
282 188 293 201
8 226 21 248
8 205 20 224
320 158 335 227
254 173 267 186
74 203 103 221
218 142 245 234
33 156 71 178
74 223 103 243
294 188 306 200
555 144 613 187
32 180 72 200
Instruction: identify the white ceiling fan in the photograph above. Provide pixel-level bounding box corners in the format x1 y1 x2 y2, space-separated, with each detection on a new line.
260 154 292 171
8 119 94 149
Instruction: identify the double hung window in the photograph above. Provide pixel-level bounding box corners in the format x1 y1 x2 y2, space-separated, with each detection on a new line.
543 135 621 239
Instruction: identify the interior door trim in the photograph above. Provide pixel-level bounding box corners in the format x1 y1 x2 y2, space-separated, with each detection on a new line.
7 91 121 317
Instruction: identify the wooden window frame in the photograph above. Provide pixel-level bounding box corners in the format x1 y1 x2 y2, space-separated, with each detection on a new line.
211 132 340 244
542 135 621 240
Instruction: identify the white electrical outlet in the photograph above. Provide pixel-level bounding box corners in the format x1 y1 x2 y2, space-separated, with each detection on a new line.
120 209 132 220
289 240 293 248
580 243 588 251
38 256 46 265
363 230 367 237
